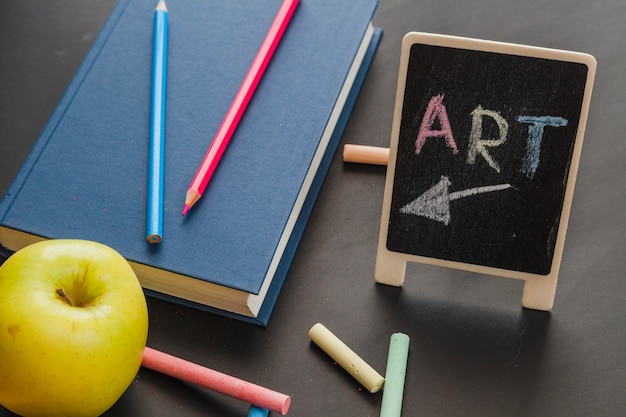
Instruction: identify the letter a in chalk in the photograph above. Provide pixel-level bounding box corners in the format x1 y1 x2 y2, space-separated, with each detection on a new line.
415 94 459 155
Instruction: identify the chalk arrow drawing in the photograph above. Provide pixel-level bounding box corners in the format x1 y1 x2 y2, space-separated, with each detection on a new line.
400 175 513 225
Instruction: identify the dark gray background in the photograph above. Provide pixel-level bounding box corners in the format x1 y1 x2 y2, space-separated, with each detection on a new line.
1 1 624 416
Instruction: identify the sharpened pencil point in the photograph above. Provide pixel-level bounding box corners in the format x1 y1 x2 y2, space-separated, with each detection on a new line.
156 0 167 12
183 189 201 215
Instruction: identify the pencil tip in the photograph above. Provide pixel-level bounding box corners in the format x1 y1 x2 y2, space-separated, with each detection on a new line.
156 0 167 12
183 189 201 215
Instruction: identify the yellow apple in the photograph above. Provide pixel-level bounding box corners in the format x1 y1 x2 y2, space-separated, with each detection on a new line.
0 239 149 417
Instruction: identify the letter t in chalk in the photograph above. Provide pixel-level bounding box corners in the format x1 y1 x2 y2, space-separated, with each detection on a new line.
308 323 385 393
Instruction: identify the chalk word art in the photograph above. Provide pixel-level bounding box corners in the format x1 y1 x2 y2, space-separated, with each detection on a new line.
375 32 596 311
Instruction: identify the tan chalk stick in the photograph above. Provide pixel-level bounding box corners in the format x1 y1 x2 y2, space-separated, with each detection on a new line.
308 323 385 393
343 144 389 165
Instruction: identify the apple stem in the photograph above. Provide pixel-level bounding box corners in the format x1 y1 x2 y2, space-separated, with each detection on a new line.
56 288 76 307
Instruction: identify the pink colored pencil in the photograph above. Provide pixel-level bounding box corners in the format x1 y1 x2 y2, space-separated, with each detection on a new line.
182 0 299 215
142 347 291 415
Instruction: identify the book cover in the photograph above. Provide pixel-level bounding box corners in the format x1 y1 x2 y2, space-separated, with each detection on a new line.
0 0 381 325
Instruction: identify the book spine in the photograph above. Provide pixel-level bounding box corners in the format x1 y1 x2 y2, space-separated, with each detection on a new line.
254 27 383 326
0 0 132 221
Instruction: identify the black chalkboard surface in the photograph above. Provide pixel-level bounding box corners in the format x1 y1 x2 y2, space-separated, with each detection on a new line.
375 33 596 310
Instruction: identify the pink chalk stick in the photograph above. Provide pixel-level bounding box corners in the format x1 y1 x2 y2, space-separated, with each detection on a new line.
142 347 291 415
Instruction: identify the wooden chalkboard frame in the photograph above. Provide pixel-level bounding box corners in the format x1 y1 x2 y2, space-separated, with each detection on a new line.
375 32 596 311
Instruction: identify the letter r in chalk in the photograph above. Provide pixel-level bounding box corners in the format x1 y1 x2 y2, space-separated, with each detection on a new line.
415 94 459 155
517 115 568 179
466 106 509 173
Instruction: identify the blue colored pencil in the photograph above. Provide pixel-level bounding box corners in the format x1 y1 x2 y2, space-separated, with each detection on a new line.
147 0 168 243
247 405 269 417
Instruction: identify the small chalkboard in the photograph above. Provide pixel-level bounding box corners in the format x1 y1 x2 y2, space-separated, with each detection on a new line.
375 32 596 310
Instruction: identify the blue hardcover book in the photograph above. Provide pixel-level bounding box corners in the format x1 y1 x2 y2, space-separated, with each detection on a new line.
0 0 381 325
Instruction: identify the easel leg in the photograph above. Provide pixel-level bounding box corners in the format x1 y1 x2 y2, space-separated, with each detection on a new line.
375 250 407 287
521 273 558 311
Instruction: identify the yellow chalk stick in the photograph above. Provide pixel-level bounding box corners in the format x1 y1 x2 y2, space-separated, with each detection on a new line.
343 144 389 165
308 323 385 393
